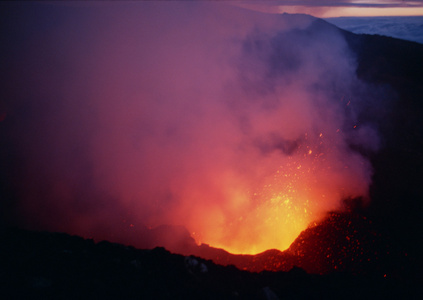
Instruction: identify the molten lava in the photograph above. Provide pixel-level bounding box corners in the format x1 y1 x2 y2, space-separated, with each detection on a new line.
184 130 366 255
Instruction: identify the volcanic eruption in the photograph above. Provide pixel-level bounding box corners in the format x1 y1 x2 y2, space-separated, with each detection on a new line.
1 2 388 260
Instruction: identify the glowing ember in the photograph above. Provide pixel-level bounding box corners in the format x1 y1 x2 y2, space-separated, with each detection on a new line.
183 130 369 255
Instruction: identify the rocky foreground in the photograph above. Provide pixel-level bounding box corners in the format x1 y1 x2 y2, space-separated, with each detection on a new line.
1 227 419 299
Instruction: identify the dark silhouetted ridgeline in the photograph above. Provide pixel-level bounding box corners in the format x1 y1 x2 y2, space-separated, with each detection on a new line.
0 227 415 299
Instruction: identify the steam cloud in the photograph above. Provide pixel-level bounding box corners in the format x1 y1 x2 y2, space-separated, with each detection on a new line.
2 3 382 253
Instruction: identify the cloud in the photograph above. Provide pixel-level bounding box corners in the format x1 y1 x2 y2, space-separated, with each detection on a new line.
325 16 423 44
234 1 423 18
248 1 423 7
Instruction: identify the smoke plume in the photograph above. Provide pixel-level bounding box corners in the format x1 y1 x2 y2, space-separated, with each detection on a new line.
1 2 381 254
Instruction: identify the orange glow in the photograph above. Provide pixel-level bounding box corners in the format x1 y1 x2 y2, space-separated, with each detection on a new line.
9 2 376 259
184 131 354 255
318 7 423 18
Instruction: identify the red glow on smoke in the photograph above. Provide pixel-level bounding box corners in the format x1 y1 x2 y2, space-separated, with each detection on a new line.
168 126 370 255
3 2 379 257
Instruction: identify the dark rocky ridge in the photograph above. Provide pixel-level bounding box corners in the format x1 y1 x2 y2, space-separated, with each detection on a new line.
0 226 414 299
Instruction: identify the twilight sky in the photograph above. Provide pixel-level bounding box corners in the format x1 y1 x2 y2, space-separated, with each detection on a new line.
0 1 400 254
237 0 423 17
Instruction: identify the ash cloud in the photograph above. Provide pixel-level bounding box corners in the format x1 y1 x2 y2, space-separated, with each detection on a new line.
0 3 384 252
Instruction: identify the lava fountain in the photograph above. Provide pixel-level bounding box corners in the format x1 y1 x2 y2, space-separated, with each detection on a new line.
175 123 373 255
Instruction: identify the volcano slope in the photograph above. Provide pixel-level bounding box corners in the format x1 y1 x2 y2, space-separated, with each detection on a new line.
191 19 423 279
66 18 423 280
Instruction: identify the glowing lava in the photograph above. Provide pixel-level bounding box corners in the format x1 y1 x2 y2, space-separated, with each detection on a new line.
185 131 359 255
